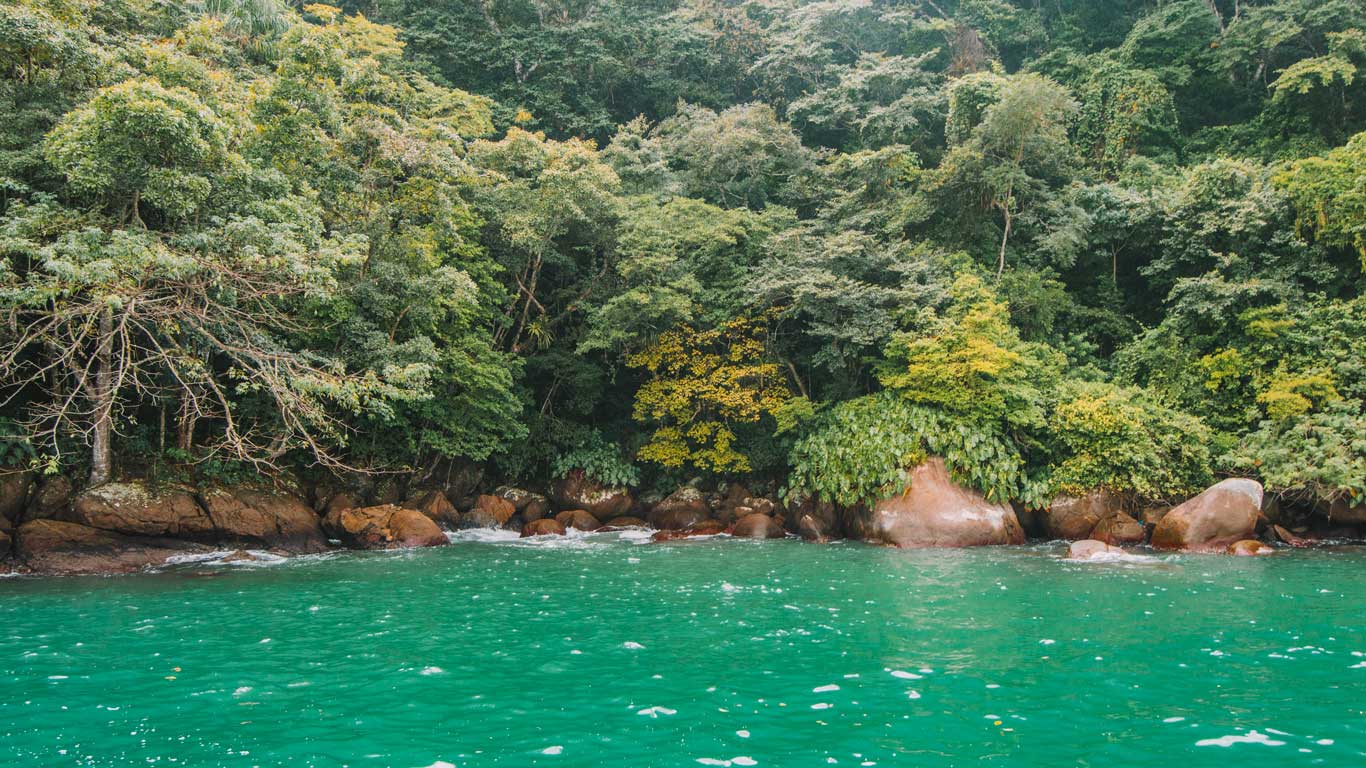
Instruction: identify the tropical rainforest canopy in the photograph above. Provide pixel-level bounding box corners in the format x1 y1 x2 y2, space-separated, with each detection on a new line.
1 0 1364 511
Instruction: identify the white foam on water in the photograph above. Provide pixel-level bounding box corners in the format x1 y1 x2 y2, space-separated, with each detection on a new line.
419 666 444 676
421 762 456 768
1039 639 1056 645
1196 731 1286 747
233 686 252 696
1163 717 1186 723
638 706 677 718
696 760 729 767
1316 739 1334 745
623 641 645 650
736 730 750 738
445 528 521 544
888 670 921 680
811 703 832 710
813 684 840 693
733 758 757 766
541 746 563 755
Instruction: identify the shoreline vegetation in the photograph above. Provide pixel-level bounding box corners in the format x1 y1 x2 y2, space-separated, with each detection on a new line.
3 1 1366 576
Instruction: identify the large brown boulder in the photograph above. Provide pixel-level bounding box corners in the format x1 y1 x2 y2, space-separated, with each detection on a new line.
601 516 649 529
554 509 602 532
550 470 633 519
471 494 515 525
323 491 362 518
458 507 502 529
198 488 328 553
322 504 448 549
495 487 551 521
1090 514 1146 546
787 496 840 542
652 519 727 541
68 483 214 538
14 519 212 575
403 490 461 527
732 513 785 539
1 470 33 525
864 458 1025 548
521 518 566 537
1041 492 1128 540
648 487 712 530
1151 478 1262 552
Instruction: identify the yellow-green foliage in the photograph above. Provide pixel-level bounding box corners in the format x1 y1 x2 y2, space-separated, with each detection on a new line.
1257 371 1340 421
628 313 792 473
1048 380 1213 499
878 273 1058 430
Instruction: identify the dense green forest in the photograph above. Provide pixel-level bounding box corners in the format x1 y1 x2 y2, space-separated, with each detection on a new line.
1 0 1364 514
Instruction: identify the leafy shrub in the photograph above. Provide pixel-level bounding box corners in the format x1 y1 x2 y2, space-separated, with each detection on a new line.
1046 380 1213 499
786 391 1038 507
551 432 640 489
1225 400 1366 504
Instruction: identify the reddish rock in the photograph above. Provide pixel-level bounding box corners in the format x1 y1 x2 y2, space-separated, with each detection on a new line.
404 490 461 527
1271 524 1309 547
27 475 73 519
322 504 447 549
1227 539 1274 556
864 459 1025 548
521 518 566 537
14 519 212 575
648 487 712 530
1090 514 1146 546
1066 539 1126 560
199 488 328 553
601 516 649 529
1 470 33 525
68 483 214 538
651 519 727 542
1042 492 1128 540
1151 479 1262 552
471 494 515 525
324 491 361 518
554 509 602 532
732 512 784 539
551 470 633 519
1326 498 1366 525
495 487 550 520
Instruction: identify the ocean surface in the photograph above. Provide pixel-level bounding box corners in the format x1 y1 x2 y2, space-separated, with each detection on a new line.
2 530 1363 767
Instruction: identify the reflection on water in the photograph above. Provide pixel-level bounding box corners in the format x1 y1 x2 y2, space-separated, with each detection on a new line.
0 536 1363 766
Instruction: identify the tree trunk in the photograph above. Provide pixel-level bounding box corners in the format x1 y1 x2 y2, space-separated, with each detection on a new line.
88 306 114 487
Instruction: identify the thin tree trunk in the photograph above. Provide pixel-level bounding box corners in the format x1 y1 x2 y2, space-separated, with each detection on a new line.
88 307 114 487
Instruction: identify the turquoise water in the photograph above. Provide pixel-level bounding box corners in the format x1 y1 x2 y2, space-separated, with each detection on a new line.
2 532 1363 767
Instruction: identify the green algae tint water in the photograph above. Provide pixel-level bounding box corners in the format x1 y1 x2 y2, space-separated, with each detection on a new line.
2 532 1364 767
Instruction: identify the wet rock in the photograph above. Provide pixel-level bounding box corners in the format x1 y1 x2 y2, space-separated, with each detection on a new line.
458 507 502 530
651 519 727 542
1066 539 1126 560
1227 539 1274 556
1140 505 1171 527
1090 514 1146 546
372 478 404 507
496 486 550 520
15 519 213 575
1042 492 1128 540
864 459 1025 548
648 487 712 530
0 528 10 560
1 470 33 525
554 509 602 532
601 516 649 529
322 504 447 549
403 490 461 527
732 512 784 539
220 549 269 564
198 488 328 553
471 494 515 526
521 518 566 537
550 470 633 520
788 496 839 542
1271 524 1309 547
1151 479 1262 552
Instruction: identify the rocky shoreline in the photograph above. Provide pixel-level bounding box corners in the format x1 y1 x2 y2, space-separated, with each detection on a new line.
1 460 1362 577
